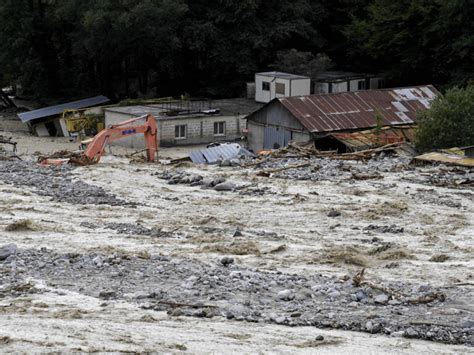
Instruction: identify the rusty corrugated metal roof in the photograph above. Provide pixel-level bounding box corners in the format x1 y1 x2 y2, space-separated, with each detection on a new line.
328 126 415 151
278 86 439 133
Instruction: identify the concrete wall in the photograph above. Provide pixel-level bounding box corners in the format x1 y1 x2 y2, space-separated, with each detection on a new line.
105 109 246 148
255 74 310 103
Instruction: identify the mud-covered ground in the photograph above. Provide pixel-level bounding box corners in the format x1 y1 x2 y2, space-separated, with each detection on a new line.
0 148 472 353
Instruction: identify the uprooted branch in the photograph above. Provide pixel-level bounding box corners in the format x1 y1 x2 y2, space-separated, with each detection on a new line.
352 269 446 304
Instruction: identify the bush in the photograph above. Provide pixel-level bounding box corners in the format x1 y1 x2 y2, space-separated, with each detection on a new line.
416 86 474 152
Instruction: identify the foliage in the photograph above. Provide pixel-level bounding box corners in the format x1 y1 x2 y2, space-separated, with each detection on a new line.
270 49 333 79
345 0 474 87
0 1 472 100
415 86 474 151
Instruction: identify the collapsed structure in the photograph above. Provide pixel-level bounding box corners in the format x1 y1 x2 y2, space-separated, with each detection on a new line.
17 96 110 137
245 85 439 152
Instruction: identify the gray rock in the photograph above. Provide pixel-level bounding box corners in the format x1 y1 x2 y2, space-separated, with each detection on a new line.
233 228 243 237
277 289 295 301
374 294 389 305
220 257 234 266
356 290 367 301
214 182 235 191
99 290 116 299
404 327 419 338
275 316 286 324
315 335 324 341
0 244 17 261
327 209 341 218
328 290 341 299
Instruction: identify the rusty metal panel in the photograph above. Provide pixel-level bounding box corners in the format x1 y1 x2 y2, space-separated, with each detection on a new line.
279 85 439 133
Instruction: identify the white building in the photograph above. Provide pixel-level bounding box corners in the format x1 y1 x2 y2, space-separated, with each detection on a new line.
104 98 263 148
254 72 311 103
314 71 385 94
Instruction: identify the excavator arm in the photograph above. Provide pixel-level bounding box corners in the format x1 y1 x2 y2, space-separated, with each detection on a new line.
83 114 158 164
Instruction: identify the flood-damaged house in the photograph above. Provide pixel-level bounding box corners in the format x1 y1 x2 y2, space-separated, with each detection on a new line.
245 85 439 152
17 96 110 137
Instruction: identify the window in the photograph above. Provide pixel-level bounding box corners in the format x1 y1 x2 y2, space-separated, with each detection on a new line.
175 125 186 139
214 121 225 136
262 81 270 91
358 81 366 90
276 82 285 95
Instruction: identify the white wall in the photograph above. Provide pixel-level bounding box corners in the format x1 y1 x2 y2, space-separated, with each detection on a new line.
350 79 366 92
315 82 329 94
290 78 311 97
105 109 247 148
255 74 272 103
255 74 310 103
332 81 348 93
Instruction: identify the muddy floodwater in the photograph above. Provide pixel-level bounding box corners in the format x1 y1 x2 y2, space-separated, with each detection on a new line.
0 150 472 353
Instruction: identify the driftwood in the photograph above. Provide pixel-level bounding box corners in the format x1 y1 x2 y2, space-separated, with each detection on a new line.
353 269 446 304
257 162 311 175
156 300 217 309
353 269 407 299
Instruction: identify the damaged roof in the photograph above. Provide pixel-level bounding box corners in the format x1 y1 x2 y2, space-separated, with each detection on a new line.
323 126 416 152
18 95 110 123
278 86 439 133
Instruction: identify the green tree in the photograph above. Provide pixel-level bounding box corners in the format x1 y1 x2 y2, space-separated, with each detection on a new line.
416 86 474 151
270 49 333 78
345 0 474 87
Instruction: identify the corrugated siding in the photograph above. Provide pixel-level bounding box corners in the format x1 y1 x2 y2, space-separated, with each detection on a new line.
18 96 110 122
264 126 291 150
278 85 439 133
189 143 254 164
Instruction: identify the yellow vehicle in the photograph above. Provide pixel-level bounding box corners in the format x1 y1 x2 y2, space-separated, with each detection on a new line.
62 108 105 136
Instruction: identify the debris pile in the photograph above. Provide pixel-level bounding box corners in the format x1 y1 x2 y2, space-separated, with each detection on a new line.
0 246 471 345
0 160 130 205
37 150 94 166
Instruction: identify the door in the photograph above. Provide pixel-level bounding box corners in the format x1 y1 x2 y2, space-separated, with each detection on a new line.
264 126 291 150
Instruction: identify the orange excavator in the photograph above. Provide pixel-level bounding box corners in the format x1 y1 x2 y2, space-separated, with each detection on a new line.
83 114 158 164
39 114 158 165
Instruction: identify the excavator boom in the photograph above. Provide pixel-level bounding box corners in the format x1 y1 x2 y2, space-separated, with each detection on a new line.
84 114 158 163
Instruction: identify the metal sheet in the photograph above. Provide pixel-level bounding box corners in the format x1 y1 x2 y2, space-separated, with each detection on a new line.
189 143 255 164
278 85 439 133
264 126 291 150
18 96 110 122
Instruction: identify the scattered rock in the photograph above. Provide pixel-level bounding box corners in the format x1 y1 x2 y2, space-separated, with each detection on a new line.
327 209 341 218
404 327 419 338
233 227 243 237
429 254 449 263
0 244 17 260
220 257 234 266
98 290 116 299
214 182 236 191
374 294 389 305
315 335 324 341
277 289 295 301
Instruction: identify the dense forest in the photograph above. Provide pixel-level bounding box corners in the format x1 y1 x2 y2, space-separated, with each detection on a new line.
0 0 472 101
